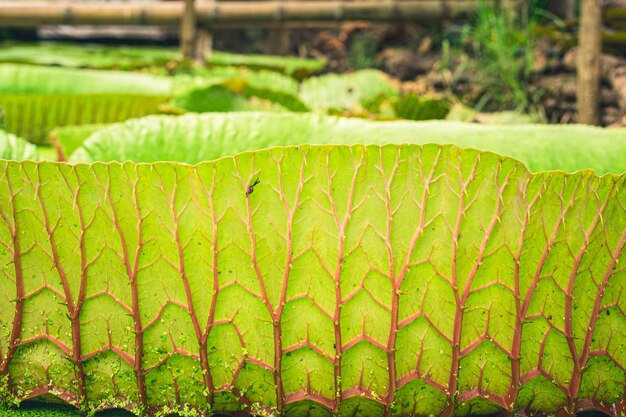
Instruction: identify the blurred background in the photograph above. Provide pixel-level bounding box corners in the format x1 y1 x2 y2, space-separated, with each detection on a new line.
0 0 622 158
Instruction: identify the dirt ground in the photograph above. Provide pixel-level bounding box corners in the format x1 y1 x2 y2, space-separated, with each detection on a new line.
245 22 626 126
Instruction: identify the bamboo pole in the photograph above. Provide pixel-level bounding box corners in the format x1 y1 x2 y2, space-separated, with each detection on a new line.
0 1 514 27
577 0 603 125
267 0 292 55
195 27 213 62
181 0 196 59
182 0 213 63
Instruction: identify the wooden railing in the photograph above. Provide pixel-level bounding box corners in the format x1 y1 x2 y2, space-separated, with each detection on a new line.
0 0 521 65
0 1 515 27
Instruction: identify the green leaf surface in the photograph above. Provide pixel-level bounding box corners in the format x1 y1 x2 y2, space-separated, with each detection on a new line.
4 407 83 417
0 42 326 79
207 51 326 79
0 130 37 160
69 113 626 174
169 84 289 114
0 42 178 70
0 144 624 417
35 146 58 162
0 94 167 145
49 125 108 161
173 68 309 113
0 64 172 96
393 94 450 121
4 403 131 417
446 104 545 125
299 70 398 115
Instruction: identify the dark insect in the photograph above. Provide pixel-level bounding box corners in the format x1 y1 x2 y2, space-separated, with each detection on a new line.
246 177 260 197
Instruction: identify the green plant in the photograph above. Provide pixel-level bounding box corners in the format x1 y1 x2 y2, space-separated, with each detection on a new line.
442 2 539 113
0 144 624 417
0 130 37 160
0 94 167 145
65 113 626 174
347 31 379 70
207 51 326 80
0 64 172 96
168 84 289 114
172 68 309 113
392 94 450 121
0 65 171 145
0 42 326 79
299 69 398 116
0 42 177 71
49 124 107 161
4 403 83 417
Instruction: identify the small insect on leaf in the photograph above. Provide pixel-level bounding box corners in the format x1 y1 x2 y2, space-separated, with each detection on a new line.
246 177 260 197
